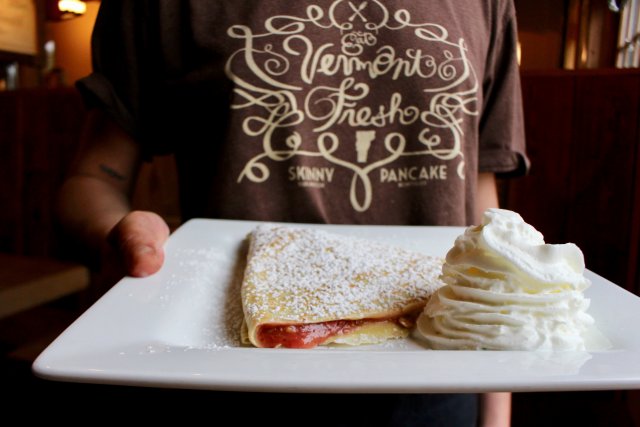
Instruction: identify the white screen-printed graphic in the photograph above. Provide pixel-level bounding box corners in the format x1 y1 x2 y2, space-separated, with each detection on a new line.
225 0 478 212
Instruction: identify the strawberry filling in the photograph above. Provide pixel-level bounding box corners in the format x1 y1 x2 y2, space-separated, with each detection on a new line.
257 314 416 348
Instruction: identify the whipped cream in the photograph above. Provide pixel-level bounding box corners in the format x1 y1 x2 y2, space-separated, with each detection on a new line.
417 208 594 351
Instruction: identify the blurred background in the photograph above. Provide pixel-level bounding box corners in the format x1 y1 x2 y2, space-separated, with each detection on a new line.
0 0 639 424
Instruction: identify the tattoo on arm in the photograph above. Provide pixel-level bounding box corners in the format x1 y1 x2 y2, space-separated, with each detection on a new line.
99 164 127 181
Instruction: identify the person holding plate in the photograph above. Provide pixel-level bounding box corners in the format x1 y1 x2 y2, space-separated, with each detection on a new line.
58 1 529 425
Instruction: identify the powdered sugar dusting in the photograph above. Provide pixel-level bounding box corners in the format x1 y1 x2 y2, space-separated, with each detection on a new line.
242 225 445 326
159 244 247 349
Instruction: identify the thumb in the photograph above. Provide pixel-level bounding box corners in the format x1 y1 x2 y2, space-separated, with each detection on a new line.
109 211 170 277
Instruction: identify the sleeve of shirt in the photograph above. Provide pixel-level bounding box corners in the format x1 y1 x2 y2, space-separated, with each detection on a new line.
478 1 530 177
75 0 172 158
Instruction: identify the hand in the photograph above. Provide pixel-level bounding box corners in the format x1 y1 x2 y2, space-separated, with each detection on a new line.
106 210 171 277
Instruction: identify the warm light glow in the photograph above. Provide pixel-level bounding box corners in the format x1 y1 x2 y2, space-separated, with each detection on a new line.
580 45 588 65
58 0 86 15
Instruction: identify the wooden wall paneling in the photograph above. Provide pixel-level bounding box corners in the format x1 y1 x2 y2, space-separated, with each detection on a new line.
584 0 620 68
0 92 24 254
18 89 86 257
48 90 87 258
513 0 567 69
0 88 87 258
564 0 582 69
563 0 620 69
504 72 575 244
21 90 52 256
629 81 640 296
567 72 640 291
41 89 80 177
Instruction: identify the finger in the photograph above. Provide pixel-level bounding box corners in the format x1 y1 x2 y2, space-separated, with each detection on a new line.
126 243 163 278
111 211 170 277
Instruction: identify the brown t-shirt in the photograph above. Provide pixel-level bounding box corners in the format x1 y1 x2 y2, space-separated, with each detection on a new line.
78 0 528 226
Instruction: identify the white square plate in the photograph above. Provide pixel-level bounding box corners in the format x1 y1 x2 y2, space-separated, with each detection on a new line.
33 219 640 392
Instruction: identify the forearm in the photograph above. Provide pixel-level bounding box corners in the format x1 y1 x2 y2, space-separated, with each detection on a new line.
57 174 132 253
57 109 142 254
475 172 500 223
57 110 171 277
479 392 511 427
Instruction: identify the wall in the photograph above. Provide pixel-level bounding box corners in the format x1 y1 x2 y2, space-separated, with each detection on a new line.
514 0 567 69
43 1 570 82
43 1 621 82
45 1 99 85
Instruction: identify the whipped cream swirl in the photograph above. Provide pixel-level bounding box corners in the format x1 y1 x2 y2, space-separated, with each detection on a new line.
418 208 594 351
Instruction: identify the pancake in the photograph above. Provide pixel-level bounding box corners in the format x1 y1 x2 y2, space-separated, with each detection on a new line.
241 225 444 348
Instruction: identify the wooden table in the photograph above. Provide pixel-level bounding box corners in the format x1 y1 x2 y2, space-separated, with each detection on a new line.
0 253 89 319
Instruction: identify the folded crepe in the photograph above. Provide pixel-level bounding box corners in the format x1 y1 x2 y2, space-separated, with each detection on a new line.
241 225 444 348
